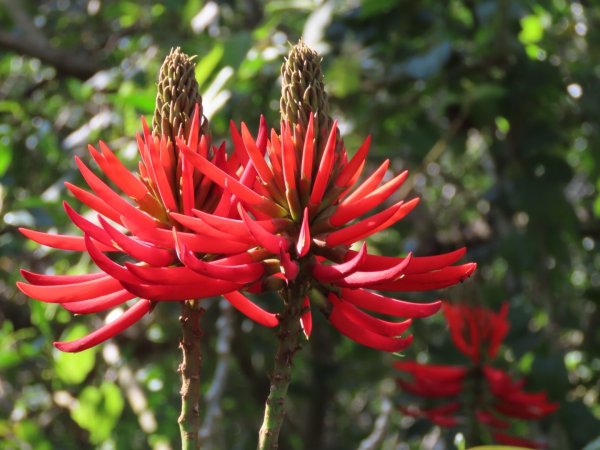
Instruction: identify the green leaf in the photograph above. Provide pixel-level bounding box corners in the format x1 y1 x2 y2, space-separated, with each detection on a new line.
519 15 544 44
196 44 224 88
0 139 12 177
71 382 124 444
53 324 97 384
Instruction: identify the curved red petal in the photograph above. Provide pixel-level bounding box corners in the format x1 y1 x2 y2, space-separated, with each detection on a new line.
84 235 141 283
371 263 477 291
309 123 337 207
346 247 466 274
313 242 367 282
300 296 312 338
20 269 105 286
334 135 371 188
98 216 174 267
54 299 152 352
65 182 123 225
120 280 242 301
342 159 389 206
240 207 289 254
17 275 123 303
19 227 115 252
328 294 411 337
331 170 408 226
223 291 278 327
328 295 413 352
121 215 252 254
341 288 441 318
335 253 412 287
296 207 311 257
62 289 136 314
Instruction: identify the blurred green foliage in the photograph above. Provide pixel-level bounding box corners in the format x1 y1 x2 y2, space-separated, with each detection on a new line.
1 0 600 449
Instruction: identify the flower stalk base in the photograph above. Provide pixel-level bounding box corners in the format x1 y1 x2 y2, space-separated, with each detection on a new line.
257 284 305 450
178 300 204 450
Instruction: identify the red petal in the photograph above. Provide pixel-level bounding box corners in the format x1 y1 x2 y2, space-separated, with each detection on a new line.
170 212 254 244
121 215 251 254
266 129 286 194
62 289 136 314
65 181 123 225
240 207 289 254
180 151 195 216
179 141 287 218
300 296 312 338
328 294 413 352
296 207 311 257
331 170 408 226
120 280 242 301
312 242 367 282
309 123 337 207
84 235 141 283
98 216 175 266
341 288 441 318
334 135 371 188
300 115 315 183
54 299 153 352
342 159 389 205
335 253 412 287
192 209 289 234
143 137 178 212
63 201 115 248
329 294 411 337
92 142 149 200
346 247 466 274
17 275 123 303
371 263 477 291
123 263 227 286
325 200 404 247
242 122 273 183
75 156 158 228
20 269 105 286
19 227 115 252
223 291 278 327
394 361 467 381
174 231 264 283
279 245 299 281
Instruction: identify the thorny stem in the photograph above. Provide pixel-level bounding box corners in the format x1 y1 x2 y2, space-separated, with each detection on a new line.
178 300 204 450
257 283 306 450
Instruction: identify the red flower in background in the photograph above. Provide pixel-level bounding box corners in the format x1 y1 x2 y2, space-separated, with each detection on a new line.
17 110 279 352
164 117 476 352
395 302 558 448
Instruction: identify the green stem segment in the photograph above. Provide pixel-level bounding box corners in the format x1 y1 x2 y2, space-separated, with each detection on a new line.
178 300 204 450
257 284 305 450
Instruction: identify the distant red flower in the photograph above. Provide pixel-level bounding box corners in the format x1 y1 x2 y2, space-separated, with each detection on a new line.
17 109 279 352
395 302 558 448
165 118 476 351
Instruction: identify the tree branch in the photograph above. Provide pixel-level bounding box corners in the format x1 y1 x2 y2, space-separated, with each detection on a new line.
0 0 103 79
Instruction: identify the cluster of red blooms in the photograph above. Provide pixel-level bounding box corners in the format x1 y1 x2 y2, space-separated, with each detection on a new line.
16 104 476 352
395 302 558 448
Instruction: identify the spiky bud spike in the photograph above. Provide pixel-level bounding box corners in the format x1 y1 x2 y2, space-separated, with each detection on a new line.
280 39 332 151
153 47 208 142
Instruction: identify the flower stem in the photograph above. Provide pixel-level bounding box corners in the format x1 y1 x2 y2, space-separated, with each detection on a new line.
178 300 204 450
257 283 305 450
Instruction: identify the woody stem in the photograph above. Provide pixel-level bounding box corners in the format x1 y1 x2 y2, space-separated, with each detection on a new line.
178 300 204 450
257 283 305 450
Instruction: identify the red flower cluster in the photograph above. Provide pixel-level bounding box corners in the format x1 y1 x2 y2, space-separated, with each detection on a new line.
168 116 475 351
17 108 475 352
395 303 558 448
17 110 279 352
